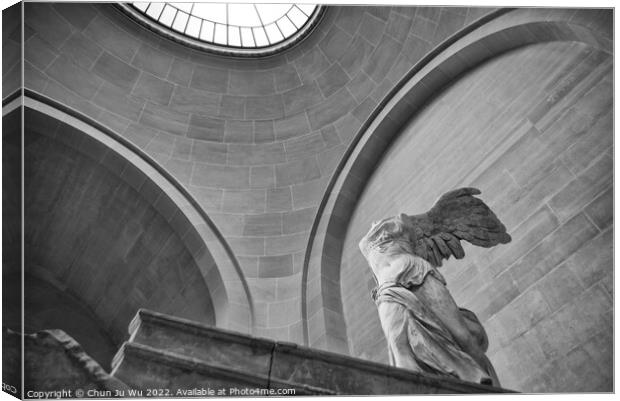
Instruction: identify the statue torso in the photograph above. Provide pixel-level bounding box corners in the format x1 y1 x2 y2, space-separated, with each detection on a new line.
360 215 445 287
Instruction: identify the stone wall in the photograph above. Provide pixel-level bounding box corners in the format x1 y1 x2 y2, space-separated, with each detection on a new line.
21 3 495 342
25 110 216 350
16 3 613 394
2 273 118 370
340 39 612 392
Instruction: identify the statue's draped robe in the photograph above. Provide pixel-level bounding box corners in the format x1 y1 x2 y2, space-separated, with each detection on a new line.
360 215 495 385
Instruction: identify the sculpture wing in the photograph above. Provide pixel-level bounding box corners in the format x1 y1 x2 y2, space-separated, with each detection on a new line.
405 188 511 267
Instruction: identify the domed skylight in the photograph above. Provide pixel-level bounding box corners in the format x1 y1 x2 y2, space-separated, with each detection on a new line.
130 2 320 53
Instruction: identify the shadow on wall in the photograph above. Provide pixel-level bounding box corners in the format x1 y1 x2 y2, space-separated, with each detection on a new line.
3 273 118 370
21 107 220 370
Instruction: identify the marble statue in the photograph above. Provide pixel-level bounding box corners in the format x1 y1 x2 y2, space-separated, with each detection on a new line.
359 188 511 386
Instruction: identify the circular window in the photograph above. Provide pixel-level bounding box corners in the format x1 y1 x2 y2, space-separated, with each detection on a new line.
122 3 323 56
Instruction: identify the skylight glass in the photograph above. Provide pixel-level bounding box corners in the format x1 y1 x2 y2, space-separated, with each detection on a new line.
131 2 319 49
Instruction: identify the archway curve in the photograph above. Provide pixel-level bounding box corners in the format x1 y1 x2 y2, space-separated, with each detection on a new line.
24 95 255 334
301 8 612 352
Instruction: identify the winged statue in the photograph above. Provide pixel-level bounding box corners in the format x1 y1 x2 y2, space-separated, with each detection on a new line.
359 188 511 386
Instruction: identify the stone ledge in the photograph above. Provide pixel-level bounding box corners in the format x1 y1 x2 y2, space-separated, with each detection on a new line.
115 309 514 394
122 308 274 377
112 342 334 395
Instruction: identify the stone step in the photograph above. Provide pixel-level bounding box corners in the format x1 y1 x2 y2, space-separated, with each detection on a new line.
112 309 514 395
111 342 334 396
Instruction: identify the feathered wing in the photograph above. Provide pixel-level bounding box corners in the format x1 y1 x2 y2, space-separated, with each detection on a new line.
403 188 511 267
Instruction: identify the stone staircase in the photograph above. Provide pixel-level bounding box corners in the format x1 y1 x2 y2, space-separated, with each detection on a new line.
110 309 513 395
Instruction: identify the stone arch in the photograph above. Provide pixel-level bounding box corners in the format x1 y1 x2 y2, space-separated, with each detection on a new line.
302 8 611 353
24 95 255 335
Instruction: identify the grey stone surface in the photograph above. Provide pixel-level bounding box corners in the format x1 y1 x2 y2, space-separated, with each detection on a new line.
53 3 97 30
24 35 57 71
229 237 265 256
60 33 104 69
92 52 140 91
273 64 302 92
23 61 48 94
293 47 330 83
335 7 365 36
123 311 273 375
113 343 271 394
132 72 174 105
224 120 253 143
434 9 467 42
307 88 356 130
265 232 308 256
364 35 403 82
259 255 294 278
42 81 104 120
114 341 332 395
253 120 275 143
250 165 275 188
229 70 275 95
359 12 386 45
386 11 413 43
3 328 129 394
410 14 439 43
167 57 194 86
190 65 229 93
319 25 353 62
139 101 188 136
170 86 220 116
222 189 266 213
218 94 245 119
243 213 283 236
24 3 72 49
47 56 103 99
187 115 225 141
317 64 351 98
338 39 612 393
93 82 145 121
111 310 509 394
25 117 217 347
282 82 324 116
131 43 174 79
227 143 286 166
274 112 311 141
21 3 613 394
245 94 285 120
266 187 293 212
285 133 327 161
283 207 317 235
191 163 250 189
275 157 321 186
83 14 141 62
3 35 20 74
584 188 612 230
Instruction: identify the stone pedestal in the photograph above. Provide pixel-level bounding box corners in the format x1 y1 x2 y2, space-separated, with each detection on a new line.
111 309 514 395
